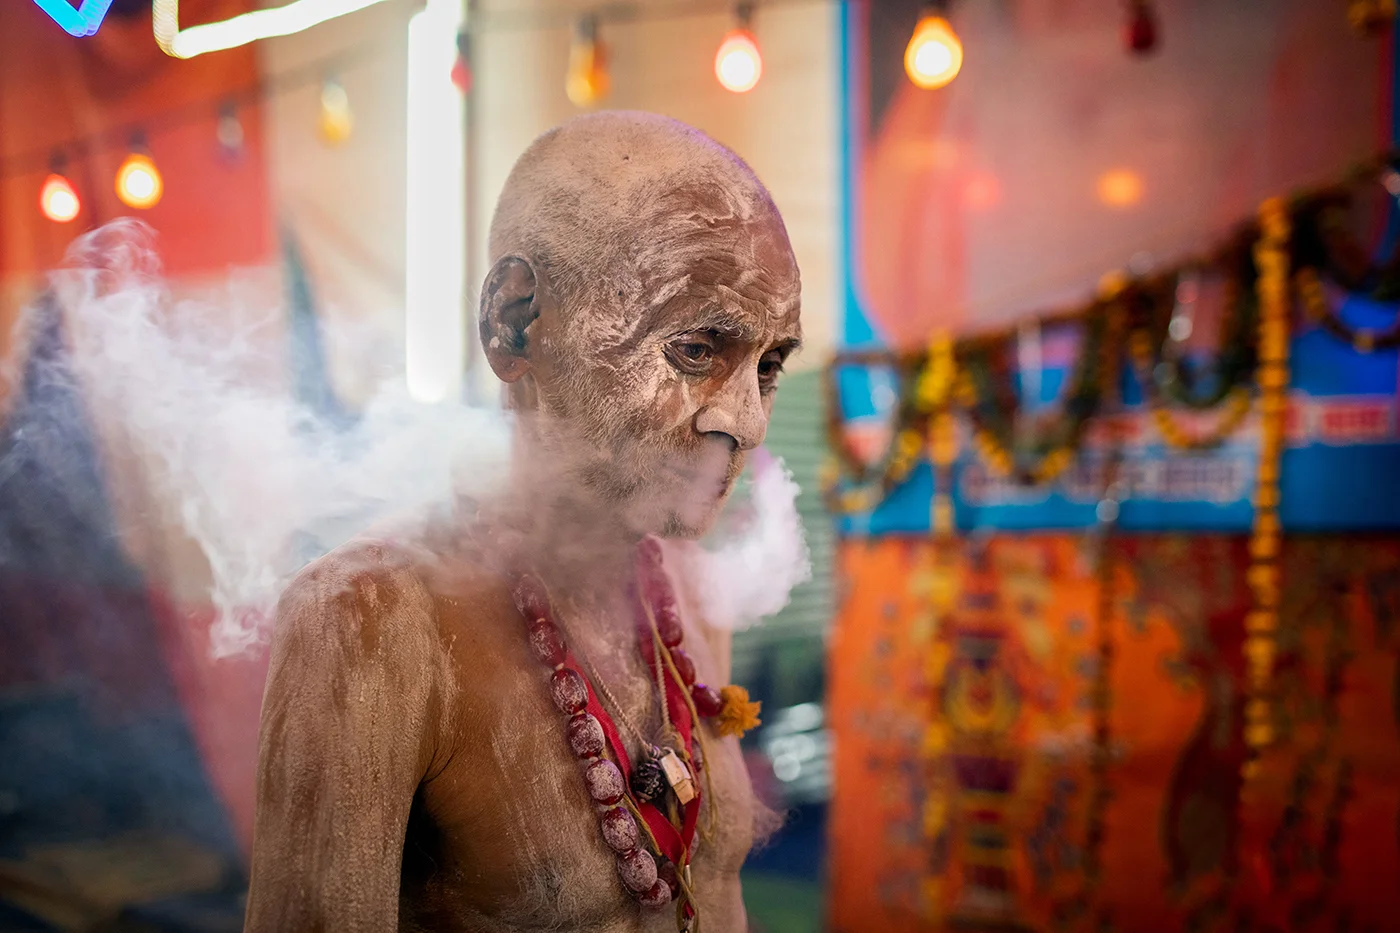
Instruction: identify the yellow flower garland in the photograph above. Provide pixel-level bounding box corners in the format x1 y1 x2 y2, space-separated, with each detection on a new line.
962 280 1125 486
1127 328 1254 450
957 363 1076 483
1243 196 1291 774
921 331 958 922
1295 265 1400 353
829 334 955 515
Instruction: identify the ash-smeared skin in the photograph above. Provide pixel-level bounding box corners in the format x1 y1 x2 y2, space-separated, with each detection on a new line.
488 111 802 543
246 112 800 932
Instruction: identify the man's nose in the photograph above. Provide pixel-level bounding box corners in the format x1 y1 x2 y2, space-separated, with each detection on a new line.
693 370 766 451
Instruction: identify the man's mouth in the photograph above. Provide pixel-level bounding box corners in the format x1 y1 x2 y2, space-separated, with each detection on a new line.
664 464 724 495
661 456 737 503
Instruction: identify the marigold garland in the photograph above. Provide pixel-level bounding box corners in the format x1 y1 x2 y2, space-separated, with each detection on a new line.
1128 326 1255 450
822 153 1395 517
926 334 959 544
1120 255 1260 450
959 298 1119 485
1296 265 1400 353
821 354 929 514
823 334 956 514
1299 157 1400 300
919 331 958 922
1242 196 1292 775
1130 251 1259 405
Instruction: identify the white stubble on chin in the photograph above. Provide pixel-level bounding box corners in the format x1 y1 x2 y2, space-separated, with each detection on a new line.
666 435 735 537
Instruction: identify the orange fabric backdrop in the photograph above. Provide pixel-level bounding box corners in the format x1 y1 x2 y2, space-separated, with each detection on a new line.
828 534 1400 931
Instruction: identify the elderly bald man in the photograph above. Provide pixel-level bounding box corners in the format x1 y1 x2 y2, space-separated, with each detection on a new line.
244 112 802 932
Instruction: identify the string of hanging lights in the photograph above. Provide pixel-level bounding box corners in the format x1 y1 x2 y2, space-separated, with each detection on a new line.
17 0 1194 221
554 0 963 108
554 0 996 104
555 0 776 105
2 44 373 224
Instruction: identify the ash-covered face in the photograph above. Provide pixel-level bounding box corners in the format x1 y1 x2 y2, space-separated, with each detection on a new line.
583 213 800 537
482 208 801 540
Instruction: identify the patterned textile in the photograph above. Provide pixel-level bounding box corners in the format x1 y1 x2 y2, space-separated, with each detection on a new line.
828 534 1400 932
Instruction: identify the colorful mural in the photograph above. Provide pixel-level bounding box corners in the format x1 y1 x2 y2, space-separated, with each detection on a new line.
828 534 1400 931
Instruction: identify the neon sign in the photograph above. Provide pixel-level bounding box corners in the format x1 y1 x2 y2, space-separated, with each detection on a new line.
153 0 391 59
32 0 114 37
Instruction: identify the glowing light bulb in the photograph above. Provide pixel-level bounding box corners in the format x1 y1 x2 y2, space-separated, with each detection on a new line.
115 152 163 209
40 174 81 223
566 16 609 107
715 28 762 93
319 79 354 146
1096 169 1144 208
904 12 963 90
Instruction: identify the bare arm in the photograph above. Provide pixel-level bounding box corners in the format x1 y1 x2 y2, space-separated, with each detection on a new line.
245 542 448 933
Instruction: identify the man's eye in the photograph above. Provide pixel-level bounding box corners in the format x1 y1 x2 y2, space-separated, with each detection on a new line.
666 339 717 374
678 343 712 362
758 354 785 386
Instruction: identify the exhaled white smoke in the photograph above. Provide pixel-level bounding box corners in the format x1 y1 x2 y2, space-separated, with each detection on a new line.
26 221 805 655
48 221 509 657
691 447 811 630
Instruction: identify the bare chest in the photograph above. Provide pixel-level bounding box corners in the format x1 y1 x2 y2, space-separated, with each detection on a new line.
403 595 755 932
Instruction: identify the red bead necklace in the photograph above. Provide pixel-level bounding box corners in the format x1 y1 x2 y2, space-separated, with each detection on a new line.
511 537 727 922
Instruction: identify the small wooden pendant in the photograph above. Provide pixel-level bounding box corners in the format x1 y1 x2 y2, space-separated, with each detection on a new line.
657 747 696 805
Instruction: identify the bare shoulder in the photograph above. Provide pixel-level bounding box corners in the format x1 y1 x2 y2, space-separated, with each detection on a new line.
277 537 433 633
267 536 455 723
250 539 458 930
269 531 522 709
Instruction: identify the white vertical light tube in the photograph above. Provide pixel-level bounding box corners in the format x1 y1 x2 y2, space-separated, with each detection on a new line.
405 0 466 403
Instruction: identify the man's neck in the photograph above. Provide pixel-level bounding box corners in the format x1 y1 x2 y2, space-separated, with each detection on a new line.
521 492 638 596
480 418 670 615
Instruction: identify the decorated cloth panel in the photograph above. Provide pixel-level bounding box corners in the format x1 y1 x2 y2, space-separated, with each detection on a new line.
828 534 1400 932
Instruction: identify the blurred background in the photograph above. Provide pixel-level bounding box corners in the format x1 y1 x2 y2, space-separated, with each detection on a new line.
1 0 1399 931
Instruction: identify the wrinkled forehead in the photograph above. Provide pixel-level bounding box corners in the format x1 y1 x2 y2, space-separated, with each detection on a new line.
596 200 800 348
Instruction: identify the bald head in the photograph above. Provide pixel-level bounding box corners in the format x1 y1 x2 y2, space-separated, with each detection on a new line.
486 111 792 338
480 112 801 540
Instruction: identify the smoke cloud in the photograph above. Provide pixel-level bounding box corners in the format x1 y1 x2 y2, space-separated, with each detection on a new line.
37 221 510 656
693 447 811 630
7 221 805 655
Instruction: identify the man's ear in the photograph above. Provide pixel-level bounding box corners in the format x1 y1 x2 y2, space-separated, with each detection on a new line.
479 255 538 383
